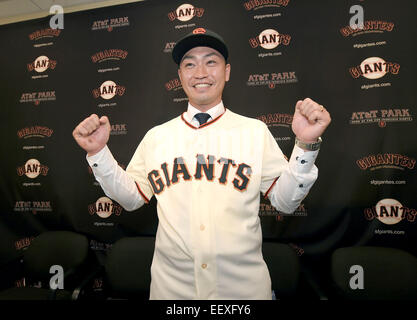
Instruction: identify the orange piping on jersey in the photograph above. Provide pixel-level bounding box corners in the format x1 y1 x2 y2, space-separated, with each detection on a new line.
181 109 227 129
264 177 279 199
135 182 150 204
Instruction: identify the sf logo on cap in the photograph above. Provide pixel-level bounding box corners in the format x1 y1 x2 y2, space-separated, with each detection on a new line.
193 28 206 34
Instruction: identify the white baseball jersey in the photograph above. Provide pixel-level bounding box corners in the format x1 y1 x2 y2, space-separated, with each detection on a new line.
88 102 319 299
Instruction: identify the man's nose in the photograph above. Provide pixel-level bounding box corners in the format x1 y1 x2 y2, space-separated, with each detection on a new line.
194 64 208 78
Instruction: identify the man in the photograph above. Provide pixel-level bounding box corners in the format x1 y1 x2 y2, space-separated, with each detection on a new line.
73 28 331 299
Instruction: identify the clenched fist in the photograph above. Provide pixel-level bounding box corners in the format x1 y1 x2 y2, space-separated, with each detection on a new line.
291 98 331 144
72 114 111 156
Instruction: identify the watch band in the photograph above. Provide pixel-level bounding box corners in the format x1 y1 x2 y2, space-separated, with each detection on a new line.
295 137 322 151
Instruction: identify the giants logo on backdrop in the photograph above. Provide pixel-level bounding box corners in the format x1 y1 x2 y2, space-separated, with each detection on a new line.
17 126 53 151
27 56 57 79
243 0 290 11
349 57 400 79
88 197 122 226
92 80 126 108
91 49 128 73
17 159 49 187
357 153 414 186
165 78 182 91
349 57 399 90
29 28 61 41
15 237 35 250
14 201 52 214
19 91 56 106
247 71 297 89
349 108 413 127
29 28 61 48
340 20 394 37
357 154 415 171
257 113 293 143
91 17 130 31
257 113 293 128
17 126 53 139
364 199 416 225
168 4 204 26
17 159 49 178
259 202 307 220
244 0 290 21
249 29 291 58
93 80 125 99
165 78 188 103
91 49 128 63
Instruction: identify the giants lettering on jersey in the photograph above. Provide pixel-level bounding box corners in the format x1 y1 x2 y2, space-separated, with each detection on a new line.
148 154 252 194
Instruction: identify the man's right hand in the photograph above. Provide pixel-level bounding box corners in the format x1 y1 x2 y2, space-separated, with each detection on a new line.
72 114 111 157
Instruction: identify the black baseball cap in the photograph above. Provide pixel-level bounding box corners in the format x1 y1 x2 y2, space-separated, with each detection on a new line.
172 28 229 65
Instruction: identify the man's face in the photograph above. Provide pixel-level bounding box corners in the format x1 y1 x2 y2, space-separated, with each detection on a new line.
178 46 231 111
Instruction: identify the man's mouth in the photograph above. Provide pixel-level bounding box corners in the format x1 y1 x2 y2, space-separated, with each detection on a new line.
193 83 212 88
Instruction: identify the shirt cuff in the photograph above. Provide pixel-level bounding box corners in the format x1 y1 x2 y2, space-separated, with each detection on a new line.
86 145 115 174
289 144 319 174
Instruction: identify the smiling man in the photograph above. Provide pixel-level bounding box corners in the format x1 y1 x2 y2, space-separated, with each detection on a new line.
178 46 230 112
72 28 331 299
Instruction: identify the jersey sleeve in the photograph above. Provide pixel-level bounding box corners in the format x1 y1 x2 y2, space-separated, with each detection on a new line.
126 131 155 203
260 123 288 196
260 121 319 214
87 145 145 211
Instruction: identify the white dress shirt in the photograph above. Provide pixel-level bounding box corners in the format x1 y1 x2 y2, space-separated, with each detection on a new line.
186 101 225 127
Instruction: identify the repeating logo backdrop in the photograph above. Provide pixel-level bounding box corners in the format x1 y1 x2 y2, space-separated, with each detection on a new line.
0 0 416 292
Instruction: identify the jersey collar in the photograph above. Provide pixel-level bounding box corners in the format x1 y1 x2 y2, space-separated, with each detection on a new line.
182 101 226 129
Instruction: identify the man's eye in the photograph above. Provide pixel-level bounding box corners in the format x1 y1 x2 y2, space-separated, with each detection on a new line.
207 60 216 65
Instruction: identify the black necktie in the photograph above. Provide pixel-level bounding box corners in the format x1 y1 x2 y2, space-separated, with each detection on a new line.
194 113 211 126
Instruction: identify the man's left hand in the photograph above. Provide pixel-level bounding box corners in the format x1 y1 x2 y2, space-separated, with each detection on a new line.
291 98 331 143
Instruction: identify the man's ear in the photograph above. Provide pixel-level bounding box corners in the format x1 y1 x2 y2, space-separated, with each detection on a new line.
225 63 231 82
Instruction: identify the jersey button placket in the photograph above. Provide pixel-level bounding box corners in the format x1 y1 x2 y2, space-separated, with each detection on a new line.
194 130 216 298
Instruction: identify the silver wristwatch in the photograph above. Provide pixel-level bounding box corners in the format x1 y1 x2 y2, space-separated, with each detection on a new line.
295 137 322 151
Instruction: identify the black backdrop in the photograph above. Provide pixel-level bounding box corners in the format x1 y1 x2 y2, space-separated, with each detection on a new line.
0 0 416 293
